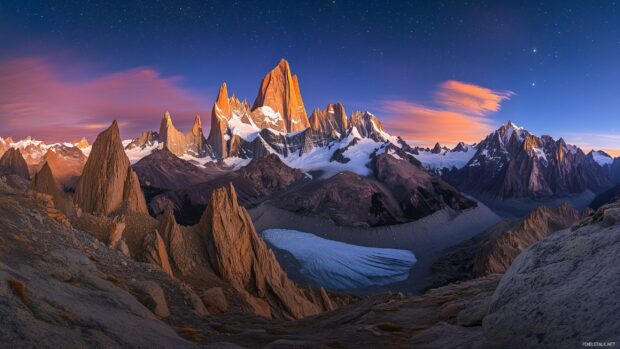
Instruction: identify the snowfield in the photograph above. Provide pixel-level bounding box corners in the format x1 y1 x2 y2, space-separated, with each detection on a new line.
261 229 417 290
591 150 613 166
414 147 477 172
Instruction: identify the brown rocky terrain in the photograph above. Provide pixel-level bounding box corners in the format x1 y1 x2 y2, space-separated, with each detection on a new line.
132 148 222 192
372 152 477 221
74 121 148 216
149 154 306 224
159 112 208 157
29 162 75 216
276 171 406 227
0 147 30 179
37 144 87 190
430 203 582 287
6 179 620 348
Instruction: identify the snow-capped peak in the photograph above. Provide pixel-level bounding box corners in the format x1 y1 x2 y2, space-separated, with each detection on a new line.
589 150 613 166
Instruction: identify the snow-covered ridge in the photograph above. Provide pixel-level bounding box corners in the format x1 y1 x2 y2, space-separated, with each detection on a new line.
590 150 613 167
413 145 477 173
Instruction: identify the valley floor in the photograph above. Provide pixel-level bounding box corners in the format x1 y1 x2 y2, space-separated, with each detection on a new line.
251 201 500 295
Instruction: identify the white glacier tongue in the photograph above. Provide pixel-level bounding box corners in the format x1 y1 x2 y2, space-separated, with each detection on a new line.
261 229 417 290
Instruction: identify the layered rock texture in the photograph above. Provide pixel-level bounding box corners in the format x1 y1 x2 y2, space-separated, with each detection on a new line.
483 202 620 348
431 203 582 287
29 162 74 215
445 121 613 198
74 121 148 216
150 154 306 224
251 59 309 133
0 147 30 179
157 183 325 320
159 112 207 157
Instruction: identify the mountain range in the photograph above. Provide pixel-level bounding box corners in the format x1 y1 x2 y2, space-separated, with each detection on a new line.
1 58 619 347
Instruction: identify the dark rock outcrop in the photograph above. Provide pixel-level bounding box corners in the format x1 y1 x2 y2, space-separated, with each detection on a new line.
276 171 405 227
372 153 477 221
445 121 613 199
132 148 216 191
431 203 582 287
590 184 620 210
149 154 306 224
0 147 30 179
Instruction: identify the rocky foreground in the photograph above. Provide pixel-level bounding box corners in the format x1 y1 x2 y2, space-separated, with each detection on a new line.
1 159 620 347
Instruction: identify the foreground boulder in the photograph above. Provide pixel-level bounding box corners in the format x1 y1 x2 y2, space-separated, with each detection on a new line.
483 203 620 348
74 121 148 216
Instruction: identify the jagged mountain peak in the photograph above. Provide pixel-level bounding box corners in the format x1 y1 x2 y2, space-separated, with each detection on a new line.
74 121 148 215
251 59 309 132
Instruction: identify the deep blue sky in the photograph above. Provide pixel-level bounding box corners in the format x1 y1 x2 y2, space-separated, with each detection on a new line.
1 0 619 153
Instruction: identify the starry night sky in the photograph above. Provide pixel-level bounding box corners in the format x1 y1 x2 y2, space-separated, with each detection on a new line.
1 1 620 153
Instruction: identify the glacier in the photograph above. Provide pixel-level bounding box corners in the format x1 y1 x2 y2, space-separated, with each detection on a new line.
261 229 417 290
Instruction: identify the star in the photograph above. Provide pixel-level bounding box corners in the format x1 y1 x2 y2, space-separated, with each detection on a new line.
532 48 538 53
531 82 536 87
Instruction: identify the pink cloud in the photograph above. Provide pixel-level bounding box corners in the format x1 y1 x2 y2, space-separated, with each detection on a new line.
436 80 514 115
381 80 513 146
382 100 495 146
0 57 210 142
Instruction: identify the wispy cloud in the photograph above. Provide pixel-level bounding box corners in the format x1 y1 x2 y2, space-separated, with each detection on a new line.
0 57 209 142
382 101 496 146
381 81 513 146
436 80 514 115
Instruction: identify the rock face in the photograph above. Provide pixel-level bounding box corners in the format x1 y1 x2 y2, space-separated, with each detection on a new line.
156 183 324 320
125 131 158 150
371 152 477 221
150 154 306 224
39 145 87 190
277 171 406 227
74 121 148 216
349 111 392 142
308 102 348 136
483 202 620 348
29 162 74 215
200 184 321 319
206 83 233 159
0 147 30 179
251 59 309 133
431 203 582 287
445 121 613 198
141 230 173 277
132 148 216 191
159 112 207 157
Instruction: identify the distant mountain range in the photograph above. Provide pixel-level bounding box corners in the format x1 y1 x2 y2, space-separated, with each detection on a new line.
1 59 619 213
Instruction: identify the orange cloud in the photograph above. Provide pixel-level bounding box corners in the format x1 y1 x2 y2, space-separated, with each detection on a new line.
382 100 495 146
436 80 514 115
0 57 210 142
